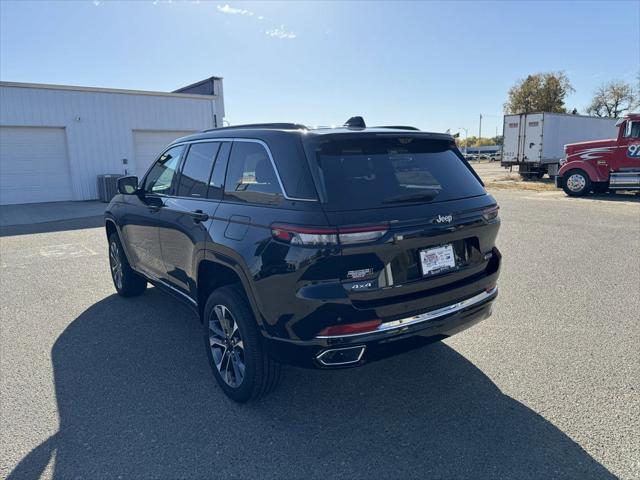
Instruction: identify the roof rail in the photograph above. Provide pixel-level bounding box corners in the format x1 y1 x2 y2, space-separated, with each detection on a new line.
203 123 308 132
375 125 421 131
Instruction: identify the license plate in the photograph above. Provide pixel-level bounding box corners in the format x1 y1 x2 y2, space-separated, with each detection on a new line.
420 244 456 276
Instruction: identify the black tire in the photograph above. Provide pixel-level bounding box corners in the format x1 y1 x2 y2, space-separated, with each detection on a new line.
562 169 591 197
108 232 147 297
203 284 281 402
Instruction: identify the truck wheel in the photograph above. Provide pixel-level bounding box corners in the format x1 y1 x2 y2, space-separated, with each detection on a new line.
562 169 591 197
203 284 281 403
108 233 147 297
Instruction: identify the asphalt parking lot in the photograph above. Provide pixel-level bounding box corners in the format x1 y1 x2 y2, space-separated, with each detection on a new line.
1 183 639 479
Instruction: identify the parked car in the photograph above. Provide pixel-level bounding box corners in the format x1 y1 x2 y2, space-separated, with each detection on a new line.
105 118 502 402
465 153 477 161
478 154 491 161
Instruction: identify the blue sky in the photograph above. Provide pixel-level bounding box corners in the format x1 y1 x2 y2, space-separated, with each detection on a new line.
1 0 638 137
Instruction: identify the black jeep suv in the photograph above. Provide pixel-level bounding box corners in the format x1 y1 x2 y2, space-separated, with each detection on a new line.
105 118 501 402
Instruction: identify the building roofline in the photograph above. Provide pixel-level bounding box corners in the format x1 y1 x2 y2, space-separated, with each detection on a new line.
173 76 223 93
0 80 219 100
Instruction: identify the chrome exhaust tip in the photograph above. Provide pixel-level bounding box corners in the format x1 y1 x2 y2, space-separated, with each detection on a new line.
316 345 365 366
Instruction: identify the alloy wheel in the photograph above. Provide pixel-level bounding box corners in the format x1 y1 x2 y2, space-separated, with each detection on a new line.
209 304 246 388
566 173 586 192
109 241 123 289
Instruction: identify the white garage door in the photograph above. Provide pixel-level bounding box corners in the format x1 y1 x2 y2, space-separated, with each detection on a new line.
0 126 73 205
132 130 196 180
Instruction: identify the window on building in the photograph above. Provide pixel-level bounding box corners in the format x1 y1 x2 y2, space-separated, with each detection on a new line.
144 145 185 195
177 142 220 198
224 142 283 204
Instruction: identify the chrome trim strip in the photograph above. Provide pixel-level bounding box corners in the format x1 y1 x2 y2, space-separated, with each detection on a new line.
316 287 497 339
171 138 318 202
316 345 366 366
143 272 198 306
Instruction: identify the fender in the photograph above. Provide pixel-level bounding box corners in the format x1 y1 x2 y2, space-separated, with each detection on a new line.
104 216 136 267
198 248 267 330
558 159 609 183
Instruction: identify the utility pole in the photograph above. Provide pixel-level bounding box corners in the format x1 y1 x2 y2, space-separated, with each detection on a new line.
478 114 483 157
458 127 469 154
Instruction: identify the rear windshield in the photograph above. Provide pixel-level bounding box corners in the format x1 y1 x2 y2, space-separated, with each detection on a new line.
311 136 485 210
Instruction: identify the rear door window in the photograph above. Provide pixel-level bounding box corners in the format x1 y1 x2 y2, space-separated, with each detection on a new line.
311 136 485 211
224 141 283 204
176 142 220 198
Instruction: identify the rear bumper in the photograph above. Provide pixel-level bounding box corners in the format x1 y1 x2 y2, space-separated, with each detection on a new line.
262 287 497 369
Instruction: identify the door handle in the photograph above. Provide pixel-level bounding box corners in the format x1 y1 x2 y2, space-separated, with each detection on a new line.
191 210 209 223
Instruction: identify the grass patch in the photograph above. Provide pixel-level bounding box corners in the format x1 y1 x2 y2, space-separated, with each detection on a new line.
484 175 557 191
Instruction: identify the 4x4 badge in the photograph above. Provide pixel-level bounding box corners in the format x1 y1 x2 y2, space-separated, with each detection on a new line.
434 214 453 224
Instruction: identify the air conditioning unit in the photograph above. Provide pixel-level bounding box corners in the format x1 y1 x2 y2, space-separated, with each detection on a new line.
97 174 122 203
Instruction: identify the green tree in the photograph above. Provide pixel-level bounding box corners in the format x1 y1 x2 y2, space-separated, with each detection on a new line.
585 80 637 117
456 136 497 148
504 72 574 114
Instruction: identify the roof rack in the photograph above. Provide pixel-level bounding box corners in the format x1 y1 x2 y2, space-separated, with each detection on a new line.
375 125 421 131
203 123 308 132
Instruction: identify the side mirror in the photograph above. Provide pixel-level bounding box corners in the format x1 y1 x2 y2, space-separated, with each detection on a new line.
117 176 139 195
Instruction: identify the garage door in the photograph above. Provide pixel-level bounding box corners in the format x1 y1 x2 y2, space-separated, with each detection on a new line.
0 127 73 205
132 130 196 180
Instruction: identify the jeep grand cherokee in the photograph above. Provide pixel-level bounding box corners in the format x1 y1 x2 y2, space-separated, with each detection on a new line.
105 117 501 402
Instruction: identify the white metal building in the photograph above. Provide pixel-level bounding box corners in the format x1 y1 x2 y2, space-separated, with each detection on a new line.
0 78 224 205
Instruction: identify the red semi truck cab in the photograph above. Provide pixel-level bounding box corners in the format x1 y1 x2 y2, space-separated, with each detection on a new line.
556 113 640 196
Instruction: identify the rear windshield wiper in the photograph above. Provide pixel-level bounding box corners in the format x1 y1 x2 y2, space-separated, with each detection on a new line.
382 190 440 204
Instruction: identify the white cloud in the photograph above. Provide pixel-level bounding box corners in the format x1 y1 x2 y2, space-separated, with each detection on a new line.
265 25 296 40
217 4 254 16
216 4 295 39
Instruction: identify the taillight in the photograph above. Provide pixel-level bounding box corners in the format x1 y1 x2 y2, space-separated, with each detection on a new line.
317 319 382 337
482 205 499 222
270 224 338 246
270 224 388 246
338 225 388 244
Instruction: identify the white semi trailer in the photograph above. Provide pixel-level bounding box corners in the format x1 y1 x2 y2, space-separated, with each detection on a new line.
501 113 618 179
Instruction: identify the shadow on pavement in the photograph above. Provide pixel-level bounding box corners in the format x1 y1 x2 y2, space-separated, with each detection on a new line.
9 289 615 479
581 191 640 203
0 216 104 237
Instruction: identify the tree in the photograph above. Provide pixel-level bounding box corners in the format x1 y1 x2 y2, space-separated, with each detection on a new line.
504 72 574 114
490 135 504 146
456 136 498 148
585 80 637 117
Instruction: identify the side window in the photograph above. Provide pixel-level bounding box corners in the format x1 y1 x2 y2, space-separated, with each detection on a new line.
144 145 185 195
176 142 220 198
625 121 640 138
224 142 283 204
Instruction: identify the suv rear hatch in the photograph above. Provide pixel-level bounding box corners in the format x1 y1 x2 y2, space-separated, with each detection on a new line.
303 133 500 318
